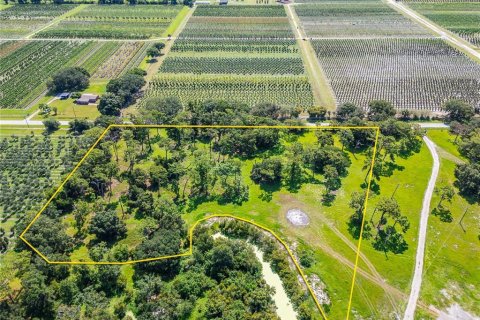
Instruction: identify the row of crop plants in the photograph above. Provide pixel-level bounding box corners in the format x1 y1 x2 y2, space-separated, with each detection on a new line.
34 4 182 39
170 38 300 54
148 74 315 112
91 41 147 79
160 56 305 75
0 40 26 59
294 2 430 38
144 5 315 108
0 4 77 38
78 41 122 74
311 38 480 110
0 40 92 109
407 2 480 47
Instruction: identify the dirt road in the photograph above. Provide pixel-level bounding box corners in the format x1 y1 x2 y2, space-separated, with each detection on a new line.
285 4 337 110
386 0 480 62
403 136 440 319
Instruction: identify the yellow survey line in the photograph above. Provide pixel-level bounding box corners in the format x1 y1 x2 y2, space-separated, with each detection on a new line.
20 124 380 319
346 127 380 319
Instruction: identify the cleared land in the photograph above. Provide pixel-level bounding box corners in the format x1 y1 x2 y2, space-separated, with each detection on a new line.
311 38 480 110
33 5 182 39
408 2 480 46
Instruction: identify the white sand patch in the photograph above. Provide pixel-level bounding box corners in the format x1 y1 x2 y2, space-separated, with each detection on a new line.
309 274 331 306
286 208 310 226
212 232 226 240
437 304 479 320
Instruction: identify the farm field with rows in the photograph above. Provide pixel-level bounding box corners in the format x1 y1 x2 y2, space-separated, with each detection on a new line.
34 4 183 39
407 2 480 46
89 41 148 79
148 74 314 107
311 38 480 110
78 41 122 75
180 6 294 39
0 135 78 223
148 5 315 108
0 40 27 59
170 38 300 54
0 40 94 109
0 4 77 38
160 56 305 75
294 1 431 37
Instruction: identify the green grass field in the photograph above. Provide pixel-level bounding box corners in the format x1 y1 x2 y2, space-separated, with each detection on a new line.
0 108 32 120
420 130 479 315
33 81 107 121
427 129 464 160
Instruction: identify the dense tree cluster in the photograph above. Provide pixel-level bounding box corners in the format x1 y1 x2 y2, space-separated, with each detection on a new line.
98 70 146 116
133 230 282 320
444 102 480 203
47 67 90 94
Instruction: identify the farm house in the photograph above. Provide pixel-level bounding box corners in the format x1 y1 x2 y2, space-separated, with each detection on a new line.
76 94 99 105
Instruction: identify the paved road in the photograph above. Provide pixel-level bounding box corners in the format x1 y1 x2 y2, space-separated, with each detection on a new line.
0 119 449 128
417 123 448 128
0 120 70 126
403 136 440 320
386 0 480 61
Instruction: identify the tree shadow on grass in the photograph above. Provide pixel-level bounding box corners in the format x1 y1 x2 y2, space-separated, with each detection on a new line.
431 206 453 223
361 180 380 194
257 181 281 203
321 192 336 206
186 194 217 212
381 161 405 178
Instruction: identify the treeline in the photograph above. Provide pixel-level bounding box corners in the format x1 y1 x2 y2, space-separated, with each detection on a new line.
445 101 480 208
4 223 297 319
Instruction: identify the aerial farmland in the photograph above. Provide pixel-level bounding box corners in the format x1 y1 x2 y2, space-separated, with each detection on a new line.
0 1 479 320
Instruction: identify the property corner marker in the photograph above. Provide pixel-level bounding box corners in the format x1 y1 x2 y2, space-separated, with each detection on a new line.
20 124 380 320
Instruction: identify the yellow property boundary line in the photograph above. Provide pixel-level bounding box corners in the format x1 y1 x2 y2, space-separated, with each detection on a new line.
20 124 380 319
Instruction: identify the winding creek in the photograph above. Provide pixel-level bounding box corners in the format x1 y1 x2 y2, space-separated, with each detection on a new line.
212 233 297 320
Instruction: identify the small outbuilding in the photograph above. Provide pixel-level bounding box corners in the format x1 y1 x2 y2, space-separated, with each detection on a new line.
59 92 70 100
76 93 99 105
